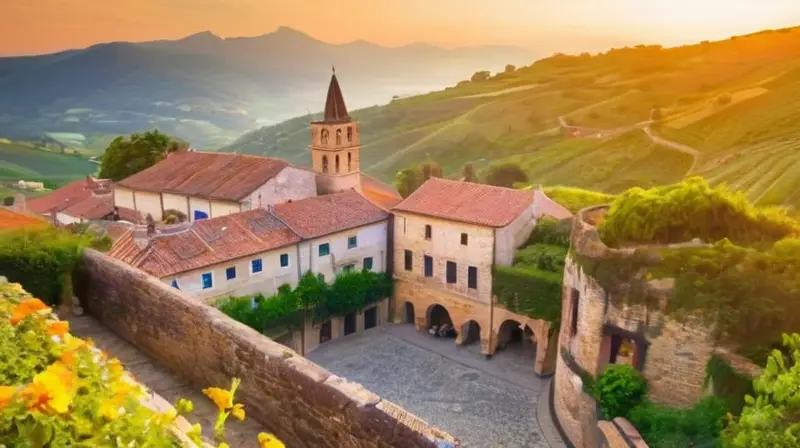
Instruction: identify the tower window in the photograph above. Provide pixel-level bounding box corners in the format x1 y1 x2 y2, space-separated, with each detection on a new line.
348 152 352 172
335 154 340 173
322 155 329 173
347 126 353 142
336 128 342 145
321 129 329 145
424 225 432 240
461 233 468 245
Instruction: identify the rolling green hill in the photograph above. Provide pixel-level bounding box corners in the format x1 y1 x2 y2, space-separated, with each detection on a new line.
223 27 800 210
0 141 97 186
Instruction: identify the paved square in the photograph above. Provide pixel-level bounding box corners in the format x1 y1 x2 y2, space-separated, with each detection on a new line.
307 324 553 448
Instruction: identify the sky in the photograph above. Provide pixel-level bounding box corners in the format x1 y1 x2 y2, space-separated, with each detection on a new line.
2 0 799 56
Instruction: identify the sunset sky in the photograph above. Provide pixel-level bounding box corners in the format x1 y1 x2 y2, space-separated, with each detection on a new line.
2 0 798 56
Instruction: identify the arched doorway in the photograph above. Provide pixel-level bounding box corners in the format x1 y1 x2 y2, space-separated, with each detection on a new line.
497 320 525 352
426 304 456 338
460 320 481 346
404 302 415 324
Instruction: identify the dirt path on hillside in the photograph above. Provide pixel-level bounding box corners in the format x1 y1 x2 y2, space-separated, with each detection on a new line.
642 126 700 174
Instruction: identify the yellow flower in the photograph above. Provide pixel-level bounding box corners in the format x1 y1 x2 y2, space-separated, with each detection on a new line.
0 386 17 410
23 362 75 414
10 298 50 324
257 432 286 448
219 444 230 448
231 403 245 421
203 386 232 412
100 399 120 420
47 320 70 337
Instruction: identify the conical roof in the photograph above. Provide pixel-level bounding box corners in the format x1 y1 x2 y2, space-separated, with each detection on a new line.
323 71 350 123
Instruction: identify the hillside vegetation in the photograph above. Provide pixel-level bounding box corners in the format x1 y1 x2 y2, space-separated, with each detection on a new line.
0 141 96 187
224 27 800 211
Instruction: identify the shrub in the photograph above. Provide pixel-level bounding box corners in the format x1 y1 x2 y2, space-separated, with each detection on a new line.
592 364 648 419
2 196 13 206
0 227 108 305
514 244 568 272
628 397 728 448
542 186 614 214
598 177 798 247
723 333 800 447
525 217 572 247
163 209 187 223
483 163 528 189
493 266 562 325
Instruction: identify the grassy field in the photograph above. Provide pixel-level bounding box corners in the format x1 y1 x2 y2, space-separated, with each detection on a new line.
223 27 800 209
0 141 97 186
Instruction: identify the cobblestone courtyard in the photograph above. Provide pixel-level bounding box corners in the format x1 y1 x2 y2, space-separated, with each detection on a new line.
308 324 562 448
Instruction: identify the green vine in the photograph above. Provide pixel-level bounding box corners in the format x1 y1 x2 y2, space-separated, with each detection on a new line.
705 354 755 415
493 265 562 326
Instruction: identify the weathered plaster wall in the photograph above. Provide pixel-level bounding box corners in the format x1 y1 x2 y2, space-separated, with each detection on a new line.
393 211 494 304
494 201 536 266
298 221 388 282
552 350 599 448
290 299 391 355
133 191 163 221
162 193 188 217
81 250 451 448
245 166 317 209
164 244 299 302
188 196 211 220
114 187 135 211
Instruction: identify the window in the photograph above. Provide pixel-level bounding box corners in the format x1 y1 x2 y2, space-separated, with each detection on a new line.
322 155 329 173
336 128 342 145
461 233 468 245
348 236 357 249
363 257 373 271
335 154 340 173
446 262 457 284
251 258 263 274
201 273 213 290
225 267 236 281
280 253 289 268
342 264 356 273
170 279 180 290
424 225 432 240
404 250 413 271
319 243 330 256
468 266 478 289
424 256 433 277
347 126 353 142
193 210 208 221
570 289 580 336
347 152 352 171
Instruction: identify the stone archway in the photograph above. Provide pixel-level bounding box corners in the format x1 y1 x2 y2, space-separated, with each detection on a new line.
497 319 525 352
458 320 482 346
426 304 456 338
404 302 415 324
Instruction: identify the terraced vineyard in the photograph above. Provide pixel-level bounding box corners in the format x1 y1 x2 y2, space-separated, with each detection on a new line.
223 27 800 210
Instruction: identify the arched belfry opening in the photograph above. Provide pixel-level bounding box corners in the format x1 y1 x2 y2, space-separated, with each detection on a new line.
322 155 329 173
336 129 342 145
335 155 340 173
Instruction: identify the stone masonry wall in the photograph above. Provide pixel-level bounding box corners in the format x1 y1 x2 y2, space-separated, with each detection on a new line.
81 249 452 448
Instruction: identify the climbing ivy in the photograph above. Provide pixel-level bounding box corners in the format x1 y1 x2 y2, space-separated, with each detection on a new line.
705 354 755 415
493 265 562 326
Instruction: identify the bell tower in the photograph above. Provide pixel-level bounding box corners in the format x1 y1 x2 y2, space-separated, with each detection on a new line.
310 68 361 194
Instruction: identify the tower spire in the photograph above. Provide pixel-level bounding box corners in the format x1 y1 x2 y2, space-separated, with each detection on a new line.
323 69 350 123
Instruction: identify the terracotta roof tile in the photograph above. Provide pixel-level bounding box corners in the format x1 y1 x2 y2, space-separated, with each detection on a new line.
108 209 301 278
393 178 534 227
273 189 388 239
27 177 111 215
117 152 289 201
61 195 114 220
359 174 403 211
0 209 48 230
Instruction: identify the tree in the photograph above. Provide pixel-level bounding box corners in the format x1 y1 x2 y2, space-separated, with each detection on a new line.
650 107 663 122
470 71 490 82
483 163 528 189
394 167 421 198
98 130 187 181
2 196 14 206
723 333 800 447
461 164 479 183
504 64 516 73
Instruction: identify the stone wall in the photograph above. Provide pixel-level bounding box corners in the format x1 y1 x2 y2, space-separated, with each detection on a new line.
597 418 649 448
81 249 452 448
552 349 598 448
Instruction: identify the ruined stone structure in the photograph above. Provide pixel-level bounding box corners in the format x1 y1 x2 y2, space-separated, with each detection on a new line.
552 205 757 448
80 249 455 448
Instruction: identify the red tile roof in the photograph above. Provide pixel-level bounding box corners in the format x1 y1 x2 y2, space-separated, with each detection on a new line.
393 178 534 227
116 152 289 201
533 187 573 220
0 209 48 230
109 209 301 278
27 177 112 215
359 174 403 211
272 189 389 239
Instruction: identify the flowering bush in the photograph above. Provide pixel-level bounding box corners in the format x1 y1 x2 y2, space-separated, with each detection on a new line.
0 281 284 448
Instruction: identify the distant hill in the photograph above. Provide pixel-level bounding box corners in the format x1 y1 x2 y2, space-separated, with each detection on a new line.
0 27 533 149
223 27 800 210
0 140 96 187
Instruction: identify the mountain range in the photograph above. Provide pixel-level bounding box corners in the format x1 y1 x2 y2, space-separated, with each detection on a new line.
0 27 533 148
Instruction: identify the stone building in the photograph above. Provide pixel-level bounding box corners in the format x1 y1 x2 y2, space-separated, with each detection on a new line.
391 178 568 374
114 152 318 222
552 205 759 447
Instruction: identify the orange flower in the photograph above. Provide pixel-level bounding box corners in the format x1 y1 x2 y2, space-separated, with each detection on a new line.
47 321 69 337
22 362 75 414
0 386 17 410
10 298 50 324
